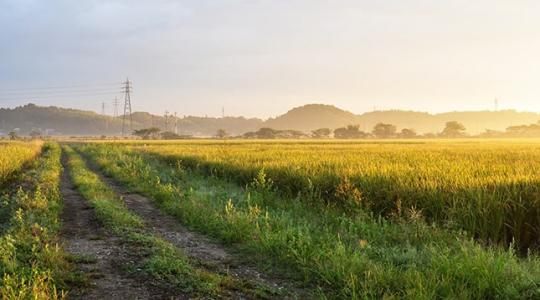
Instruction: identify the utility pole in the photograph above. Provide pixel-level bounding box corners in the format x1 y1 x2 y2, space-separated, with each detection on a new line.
222 107 225 118
174 112 178 134
121 78 133 137
113 97 119 117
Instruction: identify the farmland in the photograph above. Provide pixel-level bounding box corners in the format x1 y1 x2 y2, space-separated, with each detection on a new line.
2 139 540 299
0 141 42 185
0 142 70 298
133 139 540 251
74 139 540 298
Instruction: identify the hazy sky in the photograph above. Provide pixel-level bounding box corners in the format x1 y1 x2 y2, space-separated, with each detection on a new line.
1 0 540 118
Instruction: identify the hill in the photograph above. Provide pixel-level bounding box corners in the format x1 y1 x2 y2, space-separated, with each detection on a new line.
0 104 263 136
264 104 358 132
1 103 540 136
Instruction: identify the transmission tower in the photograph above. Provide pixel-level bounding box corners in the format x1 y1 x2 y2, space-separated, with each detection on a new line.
494 98 498 111
101 102 106 115
113 97 119 117
121 78 133 136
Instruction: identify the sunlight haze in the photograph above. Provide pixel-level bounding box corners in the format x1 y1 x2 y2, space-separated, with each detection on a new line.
1 0 539 117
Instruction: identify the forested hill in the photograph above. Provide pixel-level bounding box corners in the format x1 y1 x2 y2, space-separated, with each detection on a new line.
1 103 539 136
0 104 263 136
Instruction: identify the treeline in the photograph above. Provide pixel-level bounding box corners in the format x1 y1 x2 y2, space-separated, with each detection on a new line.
480 121 540 138
238 121 467 139
44 120 540 141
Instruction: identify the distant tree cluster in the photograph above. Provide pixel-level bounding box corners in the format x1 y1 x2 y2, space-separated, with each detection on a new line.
333 125 368 139
132 120 474 140
228 121 470 139
478 120 540 138
243 128 307 139
133 127 192 140
440 121 466 138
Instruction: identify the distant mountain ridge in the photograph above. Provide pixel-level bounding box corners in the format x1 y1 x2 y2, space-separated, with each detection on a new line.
1 103 539 136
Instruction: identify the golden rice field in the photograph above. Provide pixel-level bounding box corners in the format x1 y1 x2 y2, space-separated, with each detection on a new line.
3 139 540 298
134 139 540 251
0 141 42 184
76 139 540 298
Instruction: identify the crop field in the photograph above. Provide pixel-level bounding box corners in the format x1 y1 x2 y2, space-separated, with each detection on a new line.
2 139 540 299
0 142 69 298
0 141 42 185
132 140 540 249
72 139 540 298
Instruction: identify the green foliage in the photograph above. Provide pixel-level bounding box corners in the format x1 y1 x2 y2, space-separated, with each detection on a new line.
133 127 161 139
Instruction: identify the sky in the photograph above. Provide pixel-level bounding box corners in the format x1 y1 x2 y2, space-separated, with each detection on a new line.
1 0 540 118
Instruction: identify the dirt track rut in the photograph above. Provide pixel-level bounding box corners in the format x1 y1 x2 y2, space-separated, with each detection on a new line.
59 154 180 299
81 156 303 299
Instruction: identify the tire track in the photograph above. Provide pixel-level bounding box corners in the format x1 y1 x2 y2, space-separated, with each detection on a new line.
80 154 306 299
59 153 180 299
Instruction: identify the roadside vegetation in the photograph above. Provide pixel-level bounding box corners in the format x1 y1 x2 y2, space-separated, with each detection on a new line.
0 142 71 299
63 145 277 298
76 141 540 299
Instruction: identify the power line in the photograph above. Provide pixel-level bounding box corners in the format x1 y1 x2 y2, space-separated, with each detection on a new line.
0 82 121 92
0 88 122 97
0 91 122 102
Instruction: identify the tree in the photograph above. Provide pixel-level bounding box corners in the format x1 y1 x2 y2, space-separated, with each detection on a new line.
8 131 17 140
440 121 466 138
399 128 417 138
277 130 307 139
133 127 161 139
216 128 228 139
29 128 42 139
311 128 331 138
255 127 280 139
333 125 368 139
161 131 181 139
242 127 305 139
372 123 397 138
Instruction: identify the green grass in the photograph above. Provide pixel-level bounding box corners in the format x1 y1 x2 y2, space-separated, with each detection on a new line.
0 142 71 299
76 142 540 299
63 145 277 298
